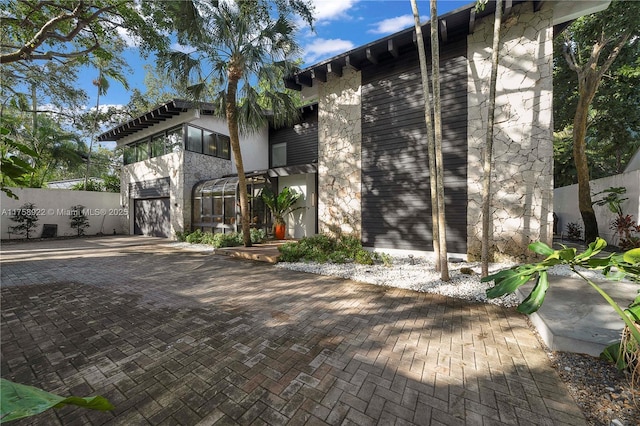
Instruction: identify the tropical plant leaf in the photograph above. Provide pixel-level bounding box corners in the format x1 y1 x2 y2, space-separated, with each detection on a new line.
517 271 550 314
528 241 554 256
485 271 534 299
623 248 640 264
600 342 626 370
574 238 607 261
0 379 114 422
558 247 576 261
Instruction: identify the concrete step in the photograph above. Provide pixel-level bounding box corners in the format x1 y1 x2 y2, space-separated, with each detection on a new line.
517 275 639 356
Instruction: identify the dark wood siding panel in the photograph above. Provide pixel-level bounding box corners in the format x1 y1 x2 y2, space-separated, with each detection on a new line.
269 108 318 167
361 38 467 253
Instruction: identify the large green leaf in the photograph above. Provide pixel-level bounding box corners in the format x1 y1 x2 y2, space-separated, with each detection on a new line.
485 271 534 299
574 238 607 261
528 241 554 256
517 271 549 314
0 379 114 422
623 248 640 265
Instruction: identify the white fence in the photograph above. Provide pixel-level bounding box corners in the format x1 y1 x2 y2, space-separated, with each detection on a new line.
1 188 126 240
554 170 640 246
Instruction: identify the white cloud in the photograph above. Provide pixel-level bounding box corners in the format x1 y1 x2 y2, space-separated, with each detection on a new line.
368 14 419 35
170 42 197 54
116 27 142 48
303 38 355 64
310 0 359 22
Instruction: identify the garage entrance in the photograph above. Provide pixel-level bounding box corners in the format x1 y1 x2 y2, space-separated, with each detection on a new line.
133 198 171 237
129 177 172 237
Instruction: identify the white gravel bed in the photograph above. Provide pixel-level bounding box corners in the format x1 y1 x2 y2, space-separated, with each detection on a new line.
275 255 525 307
167 242 625 308
275 255 630 308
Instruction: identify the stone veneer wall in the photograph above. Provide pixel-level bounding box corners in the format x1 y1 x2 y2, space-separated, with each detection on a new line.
317 67 363 237
467 2 554 261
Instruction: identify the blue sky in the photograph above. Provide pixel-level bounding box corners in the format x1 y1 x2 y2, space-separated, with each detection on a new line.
84 0 470 108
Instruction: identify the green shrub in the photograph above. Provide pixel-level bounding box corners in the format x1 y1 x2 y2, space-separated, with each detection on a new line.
181 229 266 248
277 234 391 265
354 249 374 265
185 229 204 243
249 228 267 244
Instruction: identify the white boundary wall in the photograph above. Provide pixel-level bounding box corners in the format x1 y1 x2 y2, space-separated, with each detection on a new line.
554 170 640 245
1 188 125 240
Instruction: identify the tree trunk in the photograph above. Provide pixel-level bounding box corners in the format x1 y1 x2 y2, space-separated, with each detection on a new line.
573 91 598 243
481 0 502 277
430 0 449 281
562 30 630 244
410 0 440 271
226 73 252 247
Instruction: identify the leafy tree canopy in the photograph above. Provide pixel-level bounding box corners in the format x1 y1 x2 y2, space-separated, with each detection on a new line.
553 0 640 186
1 0 171 112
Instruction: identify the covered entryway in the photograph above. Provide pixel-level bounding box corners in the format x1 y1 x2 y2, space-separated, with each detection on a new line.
133 198 171 237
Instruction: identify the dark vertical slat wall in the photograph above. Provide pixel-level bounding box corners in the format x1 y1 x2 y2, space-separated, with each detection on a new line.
269 108 319 167
360 38 468 253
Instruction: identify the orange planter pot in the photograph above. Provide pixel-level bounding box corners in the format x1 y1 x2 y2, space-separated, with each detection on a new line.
274 223 286 240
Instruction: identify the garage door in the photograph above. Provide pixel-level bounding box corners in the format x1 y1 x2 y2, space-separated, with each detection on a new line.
134 198 171 237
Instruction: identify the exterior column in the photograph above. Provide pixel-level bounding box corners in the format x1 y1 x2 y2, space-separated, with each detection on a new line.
317 67 363 237
467 2 554 261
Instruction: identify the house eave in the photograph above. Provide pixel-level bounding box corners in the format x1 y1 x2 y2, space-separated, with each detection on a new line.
285 0 611 91
97 99 216 142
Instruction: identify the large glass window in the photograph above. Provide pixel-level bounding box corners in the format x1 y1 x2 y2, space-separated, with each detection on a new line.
123 145 136 165
136 140 149 162
123 124 234 165
219 134 231 160
151 134 165 157
186 126 203 153
271 142 286 167
204 131 218 156
187 125 230 160
166 126 183 153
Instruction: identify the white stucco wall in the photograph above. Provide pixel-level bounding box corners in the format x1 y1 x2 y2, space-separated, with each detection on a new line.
233 126 270 174
1 188 124 239
467 2 554 261
278 174 316 239
554 170 640 246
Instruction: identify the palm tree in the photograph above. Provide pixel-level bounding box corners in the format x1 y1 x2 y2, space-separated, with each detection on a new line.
158 1 310 246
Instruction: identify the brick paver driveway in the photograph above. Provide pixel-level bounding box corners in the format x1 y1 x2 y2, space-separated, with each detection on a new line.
1 236 586 425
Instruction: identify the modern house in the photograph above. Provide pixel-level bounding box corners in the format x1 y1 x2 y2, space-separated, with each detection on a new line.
98 0 610 260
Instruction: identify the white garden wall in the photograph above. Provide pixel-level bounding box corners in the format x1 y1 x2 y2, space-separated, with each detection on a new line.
1 188 125 240
554 170 640 246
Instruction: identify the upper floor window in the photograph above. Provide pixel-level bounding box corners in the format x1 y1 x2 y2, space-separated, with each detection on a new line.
185 125 230 160
123 124 230 165
271 142 286 167
123 125 184 165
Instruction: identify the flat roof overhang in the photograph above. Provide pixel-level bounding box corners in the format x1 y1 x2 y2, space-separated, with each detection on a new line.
285 0 611 91
97 99 216 142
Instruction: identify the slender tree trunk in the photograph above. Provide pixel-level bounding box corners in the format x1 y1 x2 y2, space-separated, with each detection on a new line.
430 0 449 281
562 31 630 243
481 0 502 277
85 70 102 189
410 0 440 271
226 72 252 247
573 91 598 242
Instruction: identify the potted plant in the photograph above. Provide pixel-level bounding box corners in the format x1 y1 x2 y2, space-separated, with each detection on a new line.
260 186 303 239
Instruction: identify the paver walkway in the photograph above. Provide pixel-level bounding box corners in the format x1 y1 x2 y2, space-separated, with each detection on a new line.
0 236 586 425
